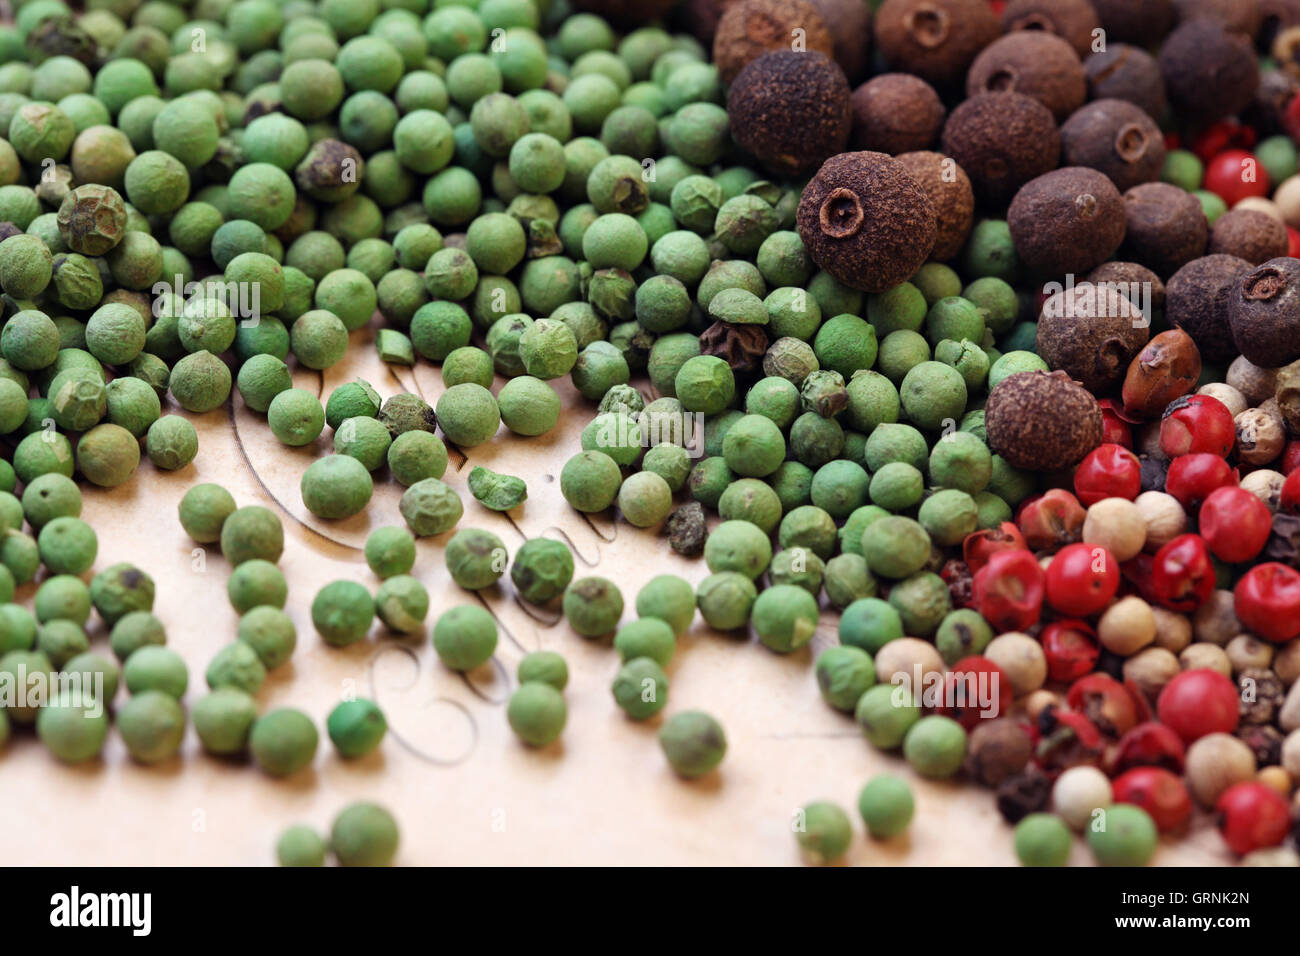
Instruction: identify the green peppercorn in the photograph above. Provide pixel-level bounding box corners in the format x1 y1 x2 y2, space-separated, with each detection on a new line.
193 687 258 756
517 650 568 691
857 775 915 840
432 605 498 671
326 698 387 759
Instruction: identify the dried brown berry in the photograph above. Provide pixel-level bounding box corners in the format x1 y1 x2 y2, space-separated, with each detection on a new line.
1084 45 1168 120
1261 0 1300 50
1087 260 1166 311
965 718 1034 788
295 139 365 202
806 0 874 83
1159 19 1260 123
1120 181 1209 278
940 91 1060 209
56 184 127 257
1038 282 1150 395
894 150 974 261
680 0 730 44
1091 0 1177 46
874 0 1000 88
727 50 850 177
699 320 768 372
1208 208 1289 264
985 370 1105 471
1228 256 1300 367
665 501 708 556
1007 167 1126 275
1001 0 1102 57
1244 67 1300 136
1121 328 1202 417
1166 254 1253 365
995 766 1052 823
1060 99 1166 193
1235 406 1287 464
1175 0 1262 37
849 73 945 154
795 150 937 293
712 0 833 85
966 31 1087 122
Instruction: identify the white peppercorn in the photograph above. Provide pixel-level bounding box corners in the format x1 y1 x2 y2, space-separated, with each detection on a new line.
873 637 943 696
1098 596 1156 656
1281 680 1300 733
1184 733 1256 806
1275 638 1300 686
1151 607 1193 653
1122 647 1180 700
1257 766 1292 796
1226 355 1277 405
1282 729 1300 781
1052 766 1112 831
1024 689 1060 722
1240 469 1285 509
1180 642 1232 676
1192 591 1240 646
1082 497 1145 561
1235 407 1286 466
1134 491 1186 551
1225 634 1275 674
1197 382 1247 418
984 632 1047 697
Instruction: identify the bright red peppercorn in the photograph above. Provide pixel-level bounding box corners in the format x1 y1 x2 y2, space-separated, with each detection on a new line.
1282 441 1300 476
1096 399 1133 449
962 522 1026 575
1040 620 1100 682
1164 453 1237 510
1198 485 1271 563
1113 767 1192 832
1016 489 1086 550
1036 706 1105 772
1215 782 1291 855
1203 148 1271 206
1108 722 1186 775
1159 394 1236 458
936 655 1008 729
1148 534 1215 612
1234 562 1300 643
1066 673 1139 738
1156 668 1240 743
1288 225 1300 259
970 548 1044 632
1073 443 1141 506
1045 543 1119 617
1189 121 1255 162
1280 468 1300 512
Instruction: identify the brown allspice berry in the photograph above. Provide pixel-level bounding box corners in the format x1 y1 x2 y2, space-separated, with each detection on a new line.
1060 99 1166 193
874 0 1001 88
1174 0 1262 37
965 718 1033 788
1084 45 1168 121
1159 20 1260 123
795 150 937 293
1208 208 1290 264
806 0 874 83
1166 254 1253 364
727 51 850 177
940 91 1060 209
894 150 974 261
1037 282 1150 396
849 73 946 154
680 0 730 44
1087 261 1166 312
1121 328 1202 418
1228 256 1300 368
1091 0 1177 46
1120 182 1209 278
966 31 1087 122
1001 0 1102 58
1007 167 1126 275
1244 67 1300 137
985 370 1105 471
712 0 833 85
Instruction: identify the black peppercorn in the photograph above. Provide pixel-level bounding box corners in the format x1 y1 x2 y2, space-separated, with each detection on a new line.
940 91 1060 209
966 31 1087 122
1159 19 1260 123
795 150 937 293
0 222 21 243
665 501 708 556
1007 167 1127 275
1120 181 1209 278
1084 45 1169 121
1236 723 1284 766
1166 254 1253 365
1060 99 1166 192
712 0 834 85
965 718 1033 788
1244 67 1300 137
1266 510 1300 568
1208 208 1290 264
849 73 946 155
894 150 975 261
1037 282 1150 395
995 766 1052 823
727 50 851 177
985 370 1105 470
1002 0 1103 57
1092 0 1176 46
874 0 1001 88
1138 453 1170 492
1228 256 1300 367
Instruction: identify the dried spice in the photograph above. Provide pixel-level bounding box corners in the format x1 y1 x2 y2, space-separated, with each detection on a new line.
699 321 768 373
1007 167 1126 276
995 766 1053 824
1166 254 1253 365
873 0 1000 88
1001 0 1102 57
985 370 1104 471
1060 99 1166 193
1087 261 1166 312
849 73 946 155
1037 282 1150 396
966 31 1087 122
1208 209 1290 265
1120 182 1209 278
1228 256 1300 368
965 718 1033 788
1091 0 1176 46
712 0 834 85
1266 511 1300 568
940 92 1060 209
1122 329 1202 417
1238 667 1286 725
1236 723 1284 766
894 151 975 261
807 0 875 83
665 501 708 556
1158 19 1260 123
1084 45 1168 122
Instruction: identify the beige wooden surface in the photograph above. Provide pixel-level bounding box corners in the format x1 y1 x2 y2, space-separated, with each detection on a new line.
1 327 1230 865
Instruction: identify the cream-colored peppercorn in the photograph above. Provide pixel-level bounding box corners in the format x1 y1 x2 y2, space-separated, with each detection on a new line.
1225 634 1275 673
1151 606 1193 653
1193 591 1240 646
1082 498 1146 561
1184 733 1257 806
1180 642 1232 676
1227 355 1278 405
1233 195 1285 221
1099 596 1156 655
1234 407 1287 465
1257 766 1292 796
1024 689 1060 722
1240 469 1285 509
1276 639 1300 686
1052 765 1112 830
1198 382 1248 418
984 632 1047 697
1242 846 1300 866
1281 679 1300 733
1123 647 1180 699
1134 491 1186 551
873 637 943 695
1282 729 1300 781
1274 173 1300 227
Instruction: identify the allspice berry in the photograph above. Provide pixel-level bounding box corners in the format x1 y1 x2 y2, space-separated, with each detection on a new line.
1060 100 1166 193
1084 45 1168 121
874 0 1001 88
1086 261 1165 311
727 51 851 177
1037 282 1150 395
1228 256 1300 368
712 0 834 85
1007 167 1126 275
1158 19 1259 123
1208 209 1290 264
807 0 874 83
985 370 1104 471
796 151 937 293
849 73 945 154
1091 0 1177 46
1120 182 1209 278
1166 254 1253 364
1001 0 1102 58
894 151 974 261
940 92 1060 209
1175 0 1262 37
966 31 1087 122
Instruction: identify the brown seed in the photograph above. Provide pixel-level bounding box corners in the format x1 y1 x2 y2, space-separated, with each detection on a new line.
894 150 974 261
1084 45 1168 121
1208 208 1290 264
806 0 874 83
1228 256 1300 367
1037 282 1150 396
1166 254 1254 365
1091 0 1177 46
940 91 1060 209
985 370 1105 471
726 50 850 177
1261 0 1300 49
795 150 936 293
1158 19 1259 123
1060 99 1166 192
699 320 768 373
1001 0 1102 57
849 73 946 154
965 718 1033 788
966 30 1086 122
1174 0 1263 36
712 0 833 85
1121 328 1203 417
1086 261 1166 311
873 0 1001 88
1007 167 1127 275
1120 181 1209 278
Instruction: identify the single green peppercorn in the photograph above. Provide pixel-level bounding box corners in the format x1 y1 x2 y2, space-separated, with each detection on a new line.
857 775 915 839
364 527 416 579
374 575 429 634
516 650 568 691
659 709 726 778
1014 813 1073 867
327 698 387 758
193 687 257 756
123 645 188 699
432 605 498 671
1086 805 1158 866
117 689 186 764
855 683 920 750
815 646 877 712
794 801 853 865
276 824 327 867
249 707 317 777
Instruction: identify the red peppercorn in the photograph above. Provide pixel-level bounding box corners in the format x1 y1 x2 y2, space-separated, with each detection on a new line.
1036 705 1104 772
1164 452 1237 510
1073 443 1141 506
1109 721 1186 775
1015 488 1086 550
1234 562 1300 643
1281 440 1300 476
1288 225 1300 260
1148 533 1215 612
1113 767 1192 832
962 522 1026 575
1280 468 1300 512
1041 620 1100 682
1159 394 1236 458
1045 542 1120 617
1156 668 1240 743
1096 399 1134 449
1067 673 1139 738
1215 782 1291 855
1203 148 1271 206
936 655 1009 729
1189 122 1255 163
1198 485 1271 563
970 548 1045 632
